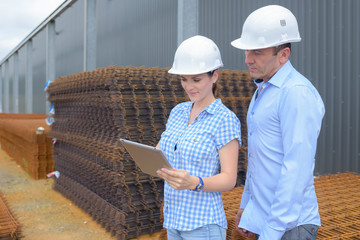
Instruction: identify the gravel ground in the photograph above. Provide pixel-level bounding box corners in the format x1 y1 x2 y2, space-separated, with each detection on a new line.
0 149 161 240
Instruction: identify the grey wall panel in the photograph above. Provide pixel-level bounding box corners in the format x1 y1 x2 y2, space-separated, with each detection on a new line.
0 0 358 174
350 0 360 174
2 61 10 112
18 47 26 113
7 57 14 113
199 0 360 174
96 0 177 68
0 66 2 112
32 31 47 114
55 0 84 78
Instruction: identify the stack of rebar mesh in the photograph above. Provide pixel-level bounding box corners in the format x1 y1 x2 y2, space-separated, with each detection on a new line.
0 114 53 179
0 191 21 239
221 172 360 240
315 172 360 239
46 66 254 240
216 70 254 180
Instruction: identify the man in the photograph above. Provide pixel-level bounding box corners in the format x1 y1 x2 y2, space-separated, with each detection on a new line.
231 5 325 240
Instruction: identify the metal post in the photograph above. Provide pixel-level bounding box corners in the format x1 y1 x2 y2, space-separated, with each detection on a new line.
177 0 199 46
84 0 97 71
46 21 56 113
26 40 33 113
13 52 19 113
0 66 2 112
4 61 9 113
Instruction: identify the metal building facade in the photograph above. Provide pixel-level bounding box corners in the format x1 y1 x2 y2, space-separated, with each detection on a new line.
0 0 359 175
197 0 360 176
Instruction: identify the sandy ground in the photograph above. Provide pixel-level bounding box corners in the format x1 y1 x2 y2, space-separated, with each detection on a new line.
0 149 161 240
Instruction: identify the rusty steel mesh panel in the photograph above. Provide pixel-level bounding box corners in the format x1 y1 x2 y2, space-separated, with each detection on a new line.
0 115 54 179
159 173 360 240
315 172 360 239
46 66 254 239
0 191 21 239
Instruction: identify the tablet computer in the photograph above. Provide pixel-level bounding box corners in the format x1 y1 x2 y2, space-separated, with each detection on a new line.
119 138 172 177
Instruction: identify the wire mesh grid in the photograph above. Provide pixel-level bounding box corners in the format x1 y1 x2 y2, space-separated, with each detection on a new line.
159 172 360 240
0 191 21 239
0 115 53 179
46 66 255 239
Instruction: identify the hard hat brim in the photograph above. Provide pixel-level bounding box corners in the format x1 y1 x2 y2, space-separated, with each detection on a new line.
168 64 224 75
231 38 301 50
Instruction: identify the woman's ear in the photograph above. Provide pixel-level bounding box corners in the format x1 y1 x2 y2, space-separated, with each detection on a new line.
212 70 219 83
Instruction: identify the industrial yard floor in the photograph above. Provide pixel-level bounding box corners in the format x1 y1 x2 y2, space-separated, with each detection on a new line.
2 145 360 240
0 149 160 240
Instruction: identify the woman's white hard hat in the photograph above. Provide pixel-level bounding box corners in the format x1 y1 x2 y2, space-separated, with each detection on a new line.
231 5 301 50
168 35 224 75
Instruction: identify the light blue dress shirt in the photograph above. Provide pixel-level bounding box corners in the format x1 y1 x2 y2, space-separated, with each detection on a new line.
160 99 241 231
239 61 325 239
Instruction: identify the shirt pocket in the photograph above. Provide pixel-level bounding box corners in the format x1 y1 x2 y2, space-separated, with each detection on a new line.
182 132 217 171
160 131 176 154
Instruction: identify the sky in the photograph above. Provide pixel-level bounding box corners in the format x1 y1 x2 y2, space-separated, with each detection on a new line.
0 0 65 61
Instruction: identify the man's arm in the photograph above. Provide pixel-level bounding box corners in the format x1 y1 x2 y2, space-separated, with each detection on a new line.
260 86 323 239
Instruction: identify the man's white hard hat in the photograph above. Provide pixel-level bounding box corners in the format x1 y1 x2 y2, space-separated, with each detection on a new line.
231 5 301 50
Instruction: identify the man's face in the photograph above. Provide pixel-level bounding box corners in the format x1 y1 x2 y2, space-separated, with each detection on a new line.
244 47 282 82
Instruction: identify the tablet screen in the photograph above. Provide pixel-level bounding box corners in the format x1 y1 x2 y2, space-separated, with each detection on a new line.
120 139 172 177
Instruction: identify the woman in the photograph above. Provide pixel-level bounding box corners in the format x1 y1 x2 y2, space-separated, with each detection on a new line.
156 35 241 240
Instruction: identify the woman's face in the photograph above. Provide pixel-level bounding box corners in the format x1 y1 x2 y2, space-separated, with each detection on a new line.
180 71 217 104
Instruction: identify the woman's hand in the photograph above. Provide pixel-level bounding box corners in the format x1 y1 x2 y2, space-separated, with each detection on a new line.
156 168 199 190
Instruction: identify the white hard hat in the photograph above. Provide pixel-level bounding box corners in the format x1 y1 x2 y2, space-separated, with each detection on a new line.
231 5 301 50
168 35 224 75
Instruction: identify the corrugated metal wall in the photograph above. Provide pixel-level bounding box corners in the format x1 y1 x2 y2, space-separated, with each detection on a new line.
55 0 84 79
198 0 360 175
31 30 47 114
96 0 177 68
0 0 358 175
17 47 26 113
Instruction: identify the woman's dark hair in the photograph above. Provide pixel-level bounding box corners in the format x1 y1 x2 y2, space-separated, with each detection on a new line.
208 70 217 95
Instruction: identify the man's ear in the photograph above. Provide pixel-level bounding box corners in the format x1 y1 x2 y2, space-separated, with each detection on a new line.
279 48 291 64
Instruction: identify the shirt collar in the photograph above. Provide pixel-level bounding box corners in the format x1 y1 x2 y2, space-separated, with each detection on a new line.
204 99 222 115
179 99 222 115
253 61 293 88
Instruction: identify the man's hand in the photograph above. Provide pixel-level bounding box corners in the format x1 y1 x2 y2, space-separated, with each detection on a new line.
235 208 255 238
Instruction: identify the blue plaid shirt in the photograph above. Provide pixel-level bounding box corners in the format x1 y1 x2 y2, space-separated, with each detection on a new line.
160 99 241 231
